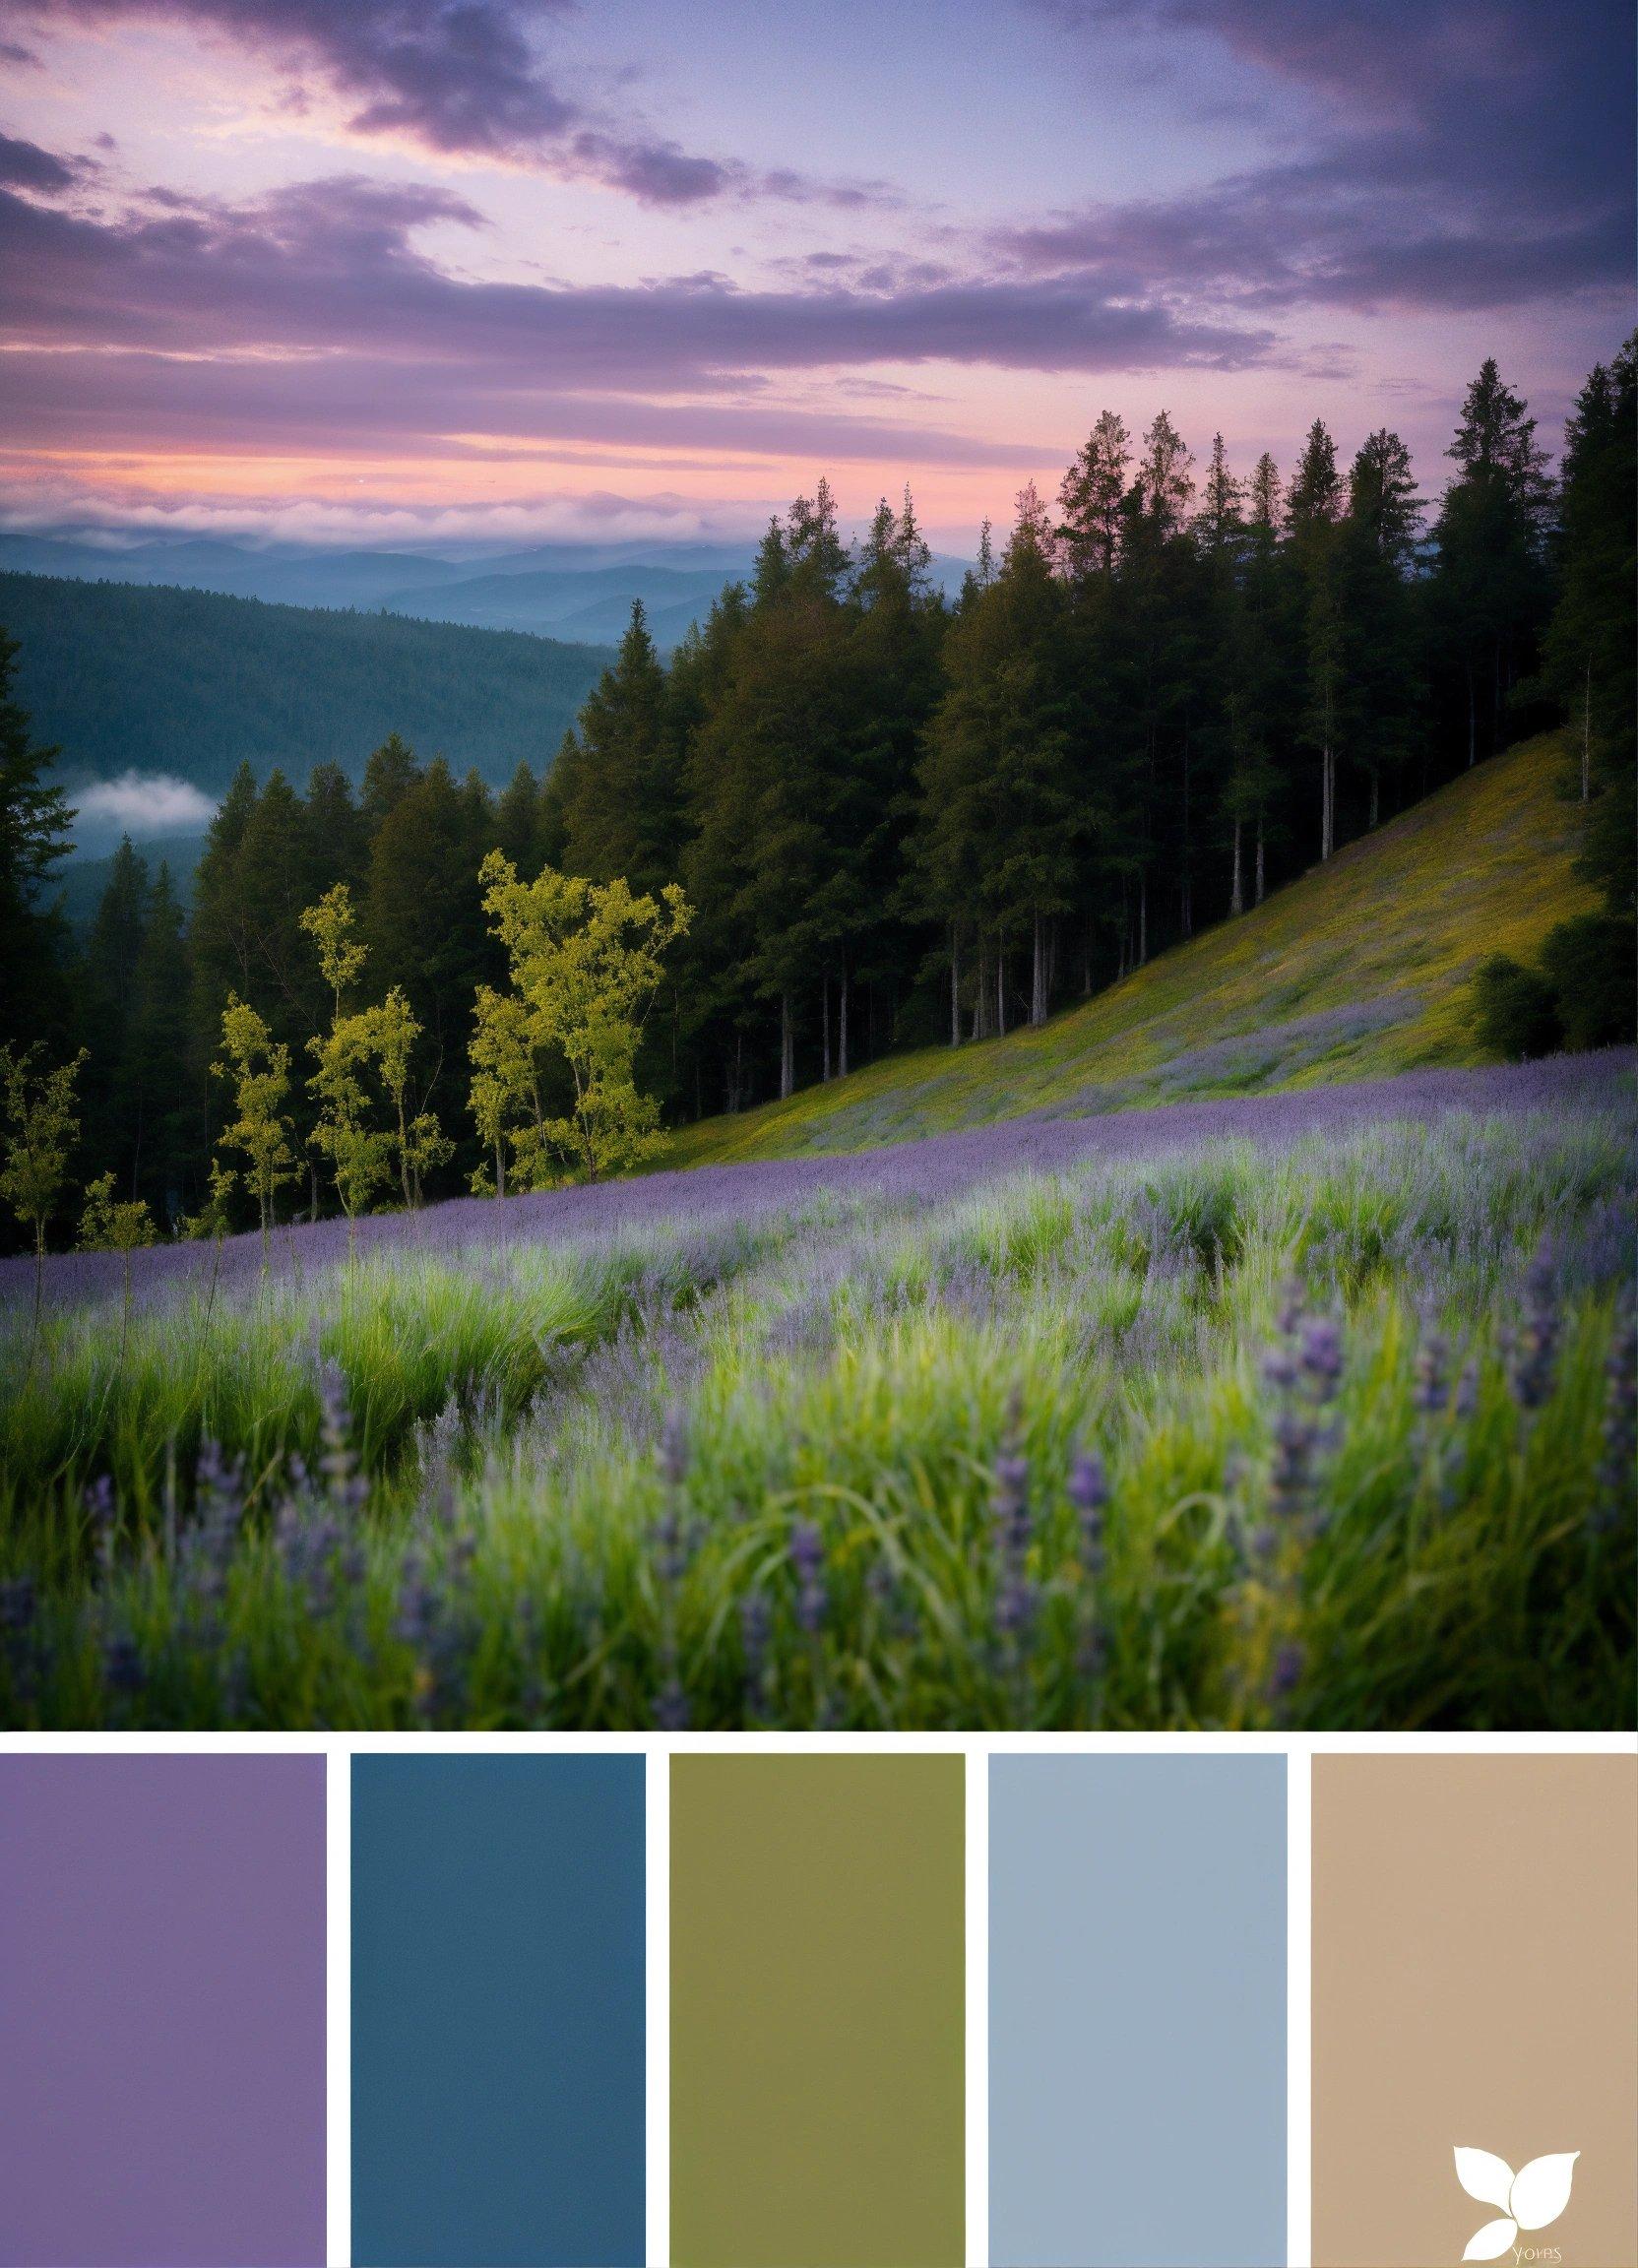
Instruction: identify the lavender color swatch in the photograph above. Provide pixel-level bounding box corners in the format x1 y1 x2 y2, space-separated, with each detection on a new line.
0 1753 327 2267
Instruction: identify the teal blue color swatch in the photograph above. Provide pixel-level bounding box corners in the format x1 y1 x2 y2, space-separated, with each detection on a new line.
351 1754 646 2268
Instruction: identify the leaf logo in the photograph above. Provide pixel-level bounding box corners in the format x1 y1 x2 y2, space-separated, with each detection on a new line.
1455 2146 1579 2259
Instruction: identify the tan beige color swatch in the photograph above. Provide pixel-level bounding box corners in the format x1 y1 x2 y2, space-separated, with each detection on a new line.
1313 1753 1637 2268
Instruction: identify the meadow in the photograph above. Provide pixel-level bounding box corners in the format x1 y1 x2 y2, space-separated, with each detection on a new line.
1 1052 1631 1732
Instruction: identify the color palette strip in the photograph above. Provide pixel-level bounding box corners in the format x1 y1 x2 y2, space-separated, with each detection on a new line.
0 1752 327 2268
1312 1753 1638 2268
3 1748 1634 2268
669 1753 966 2268
989 1753 1287 2268
351 1753 647 2268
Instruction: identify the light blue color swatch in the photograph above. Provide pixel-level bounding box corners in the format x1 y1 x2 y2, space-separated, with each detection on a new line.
989 1754 1286 2268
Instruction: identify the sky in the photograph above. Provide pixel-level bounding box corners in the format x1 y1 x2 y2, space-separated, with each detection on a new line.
0 0 1632 552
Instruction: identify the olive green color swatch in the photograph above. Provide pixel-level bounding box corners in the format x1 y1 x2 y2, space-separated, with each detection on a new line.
669 1754 965 2268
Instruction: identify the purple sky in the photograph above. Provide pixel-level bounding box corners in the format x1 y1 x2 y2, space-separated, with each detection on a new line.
0 0 1631 549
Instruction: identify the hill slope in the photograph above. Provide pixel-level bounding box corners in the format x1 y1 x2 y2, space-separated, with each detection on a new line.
0 571 612 797
670 731 1599 1166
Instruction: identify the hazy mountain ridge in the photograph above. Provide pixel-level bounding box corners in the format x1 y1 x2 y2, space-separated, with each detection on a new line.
0 528 972 647
0 568 612 810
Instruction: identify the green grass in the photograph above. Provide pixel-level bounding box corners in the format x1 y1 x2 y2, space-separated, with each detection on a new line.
667 732 1596 1166
2 1101 1631 1731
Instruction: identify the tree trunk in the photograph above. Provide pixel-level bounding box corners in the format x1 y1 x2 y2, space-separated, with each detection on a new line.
1031 911 1047 1027
1230 817 1243 916
1321 743 1335 860
1582 661 1592 800
1466 660 1477 768
780 993 794 1101
821 979 831 1082
995 942 1007 1037
950 925 961 1046
1255 814 1266 906
1137 873 1148 967
839 964 850 1076
494 1138 505 1200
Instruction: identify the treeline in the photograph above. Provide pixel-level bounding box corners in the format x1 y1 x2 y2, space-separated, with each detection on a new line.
1 345 1632 1240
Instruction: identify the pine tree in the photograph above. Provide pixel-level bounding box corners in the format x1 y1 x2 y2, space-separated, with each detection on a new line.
0 629 74 1052
1431 359 1554 765
1287 420 1343 540
1198 433 1244 557
125 864 192 1221
541 601 684 900
1543 335 1635 880
494 761 542 873
80 837 151 1189
1057 410 1131 579
1135 411 1194 539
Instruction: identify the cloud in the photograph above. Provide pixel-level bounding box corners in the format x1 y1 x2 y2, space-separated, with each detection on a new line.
9 0 900 209
0 166 1269 461
0 128 87 190
1018 0 1634 314
72 769 217 836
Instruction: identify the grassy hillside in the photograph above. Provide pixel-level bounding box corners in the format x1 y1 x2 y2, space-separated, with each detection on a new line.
0 571 612 796
671 731 1597 1166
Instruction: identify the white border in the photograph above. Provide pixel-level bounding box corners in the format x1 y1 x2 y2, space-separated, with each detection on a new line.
324 1751 351 2267
1287 1747 1312 2268
645 1749 670 2268
965 1746 989 2268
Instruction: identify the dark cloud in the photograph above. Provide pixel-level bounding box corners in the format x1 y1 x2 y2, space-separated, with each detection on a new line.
1021 0 1635 313
9 1 904 209
0 167 1269 391
0 127 82 189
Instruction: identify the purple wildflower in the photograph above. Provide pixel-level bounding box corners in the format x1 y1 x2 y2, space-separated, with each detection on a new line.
1511 1244 1560 1411
1412 1329 1449 1417
1068 1448 1108 1573
788 1519 827 1633
1267 1640 1305 1704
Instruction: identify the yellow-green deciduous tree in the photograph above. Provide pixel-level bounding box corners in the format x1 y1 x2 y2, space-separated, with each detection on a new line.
211 995 299 1260
301 884 448 1218
467 984 535 1197
0 1042 86 1326
307 1013 392 1236
78 1169 157 1338
473 853 690 1185
371 983 451 1209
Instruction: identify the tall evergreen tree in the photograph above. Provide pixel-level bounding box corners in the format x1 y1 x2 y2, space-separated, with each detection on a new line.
1431 358 1554 766
541 601 684 900
0 628 74 1051
1543 334 1635 900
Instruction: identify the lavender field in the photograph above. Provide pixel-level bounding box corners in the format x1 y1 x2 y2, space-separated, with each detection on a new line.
1 1054 1633 1730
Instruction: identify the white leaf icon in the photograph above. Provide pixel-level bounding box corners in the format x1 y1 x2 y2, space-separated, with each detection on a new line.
1454 2148 1516 2211
1510 2151 1579 2231
1462 2217 1519 2260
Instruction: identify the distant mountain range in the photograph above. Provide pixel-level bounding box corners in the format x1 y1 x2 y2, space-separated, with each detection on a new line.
0 570 613 861
0 527 974 647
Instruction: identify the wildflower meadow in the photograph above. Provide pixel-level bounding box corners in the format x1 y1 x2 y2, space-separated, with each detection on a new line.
1 1053 1631 1732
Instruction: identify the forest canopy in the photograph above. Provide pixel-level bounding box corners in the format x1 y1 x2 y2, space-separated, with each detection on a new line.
1 343 1632 1244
